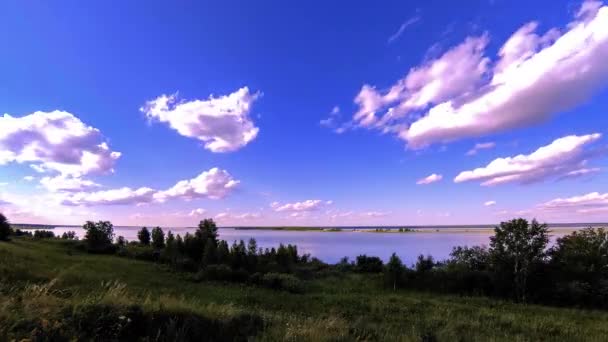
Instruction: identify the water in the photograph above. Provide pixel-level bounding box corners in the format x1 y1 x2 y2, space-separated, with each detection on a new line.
44 226 582 265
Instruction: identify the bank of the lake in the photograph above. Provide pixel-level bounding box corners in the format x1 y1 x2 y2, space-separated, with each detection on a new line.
37 225 587 264
2 238 608 341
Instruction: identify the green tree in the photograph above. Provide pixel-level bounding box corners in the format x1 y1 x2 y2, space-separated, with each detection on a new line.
217 240 229 264
385 253 405 291
151 227 165 249
197 219 219 246
202 238 217 267
550 228 608 282
138 227 151 246
83 221 114 252
490 218 549 302
0 213 11 241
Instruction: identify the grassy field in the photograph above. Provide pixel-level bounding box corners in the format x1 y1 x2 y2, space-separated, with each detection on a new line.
2 238 608 341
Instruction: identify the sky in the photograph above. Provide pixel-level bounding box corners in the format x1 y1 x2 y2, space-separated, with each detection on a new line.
1 0 608 227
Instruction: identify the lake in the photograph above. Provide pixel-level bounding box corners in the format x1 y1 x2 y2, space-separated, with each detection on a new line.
46 226 586 265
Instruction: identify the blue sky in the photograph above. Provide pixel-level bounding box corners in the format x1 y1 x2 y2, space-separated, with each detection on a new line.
1 0 607 226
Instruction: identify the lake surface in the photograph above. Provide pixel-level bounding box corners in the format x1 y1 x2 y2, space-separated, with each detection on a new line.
46 226 583 265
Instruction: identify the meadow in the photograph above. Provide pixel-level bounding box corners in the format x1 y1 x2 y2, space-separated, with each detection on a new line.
2 237 608 341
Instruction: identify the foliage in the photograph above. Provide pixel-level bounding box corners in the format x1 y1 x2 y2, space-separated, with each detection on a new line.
385 253 405 290
4 238 608 341
0 213 10 241
61 231 77 240
83 221 115 253
33 230 55 239
355 255 383 273
151 226 165 249
137 227 151 246
489 218 549 302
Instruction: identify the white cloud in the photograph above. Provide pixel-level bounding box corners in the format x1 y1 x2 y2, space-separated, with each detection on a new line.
40 175 101 192
62 167 239 206
416 173 443 185
154 167 239 202
360 211 391 218
214 212 262 222
141 87 260 152
538 191 608 214
23 176 35 182
349 2 608 148
484 200 497 206
0 111 121 176
188 208 207 217
353 36 489 128
0 182 7 187
271 199 331 212
466 142 496 156
62 187 157 206
454 133 602 185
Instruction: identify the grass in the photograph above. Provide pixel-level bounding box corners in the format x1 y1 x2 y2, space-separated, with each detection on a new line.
2 238 608 341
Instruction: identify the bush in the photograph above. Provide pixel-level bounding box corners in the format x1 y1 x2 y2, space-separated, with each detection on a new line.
259 273 304 293
61 231 77 240
355 255 383 273
151 227 165 249
33 230 55 239
116 245 157 262
137 227 151 246
194 264 249 283
83 221 115 253
0 213 11 241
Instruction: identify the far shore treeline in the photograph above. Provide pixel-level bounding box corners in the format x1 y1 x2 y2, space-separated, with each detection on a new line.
1 212 608 308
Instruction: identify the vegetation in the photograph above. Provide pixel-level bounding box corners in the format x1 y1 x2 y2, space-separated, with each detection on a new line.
2 214 608 340
0 213 10 241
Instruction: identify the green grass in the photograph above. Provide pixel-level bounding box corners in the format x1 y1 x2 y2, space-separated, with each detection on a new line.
2 238 608 341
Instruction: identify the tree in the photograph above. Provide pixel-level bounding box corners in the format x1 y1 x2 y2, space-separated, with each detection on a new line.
197 219 219 246
151 227 165 249
490 218 549 302
0 213 11 241
138 227 151 246
202 238 217 267
83 221 115 252
385 253 405 291
116 236 126 246
550 228 608 282
415 254 435 272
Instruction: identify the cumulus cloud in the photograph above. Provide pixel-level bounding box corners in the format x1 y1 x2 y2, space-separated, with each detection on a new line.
416 173 443 185
141 87 261 153
454 133 602 186
271 199 332 212
62 168 239 206
154 168 239 202
466 142 496 156
538 191 608 214
62 187 157 206
40 175 101 192
349 2 608 148
0 111 121 176
188 208 207 217
484 200 497 206
23 176 35 181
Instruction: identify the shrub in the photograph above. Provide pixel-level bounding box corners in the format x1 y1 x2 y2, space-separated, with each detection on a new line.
137 227 151 246
0 213 11 241
355 255 383 273
151 227 165 249
194 264 249 283
260 272 304 293
61 231 77 240
83 221 115 253
33 230 55 239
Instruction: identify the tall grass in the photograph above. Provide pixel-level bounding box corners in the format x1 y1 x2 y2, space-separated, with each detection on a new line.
2 238 608 341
